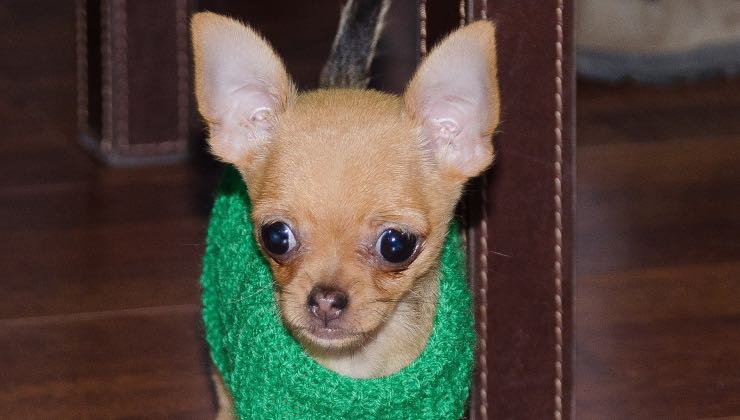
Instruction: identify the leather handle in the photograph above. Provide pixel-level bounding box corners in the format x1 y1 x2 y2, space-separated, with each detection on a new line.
418 1 575 418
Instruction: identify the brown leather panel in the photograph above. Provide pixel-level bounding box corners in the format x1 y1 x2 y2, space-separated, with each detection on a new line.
561 1 575 417
368 0 420 93
84 0 103 139
464 1 575 418
125 0 180 149
78 0 190 164
420 2 574 418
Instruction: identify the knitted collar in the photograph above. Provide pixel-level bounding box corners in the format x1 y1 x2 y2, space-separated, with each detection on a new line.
201 167 475 419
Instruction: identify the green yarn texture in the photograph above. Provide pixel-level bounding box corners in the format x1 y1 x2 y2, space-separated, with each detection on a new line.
200 167 475 419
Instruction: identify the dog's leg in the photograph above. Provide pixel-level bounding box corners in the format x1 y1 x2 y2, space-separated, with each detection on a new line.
212 369 236 420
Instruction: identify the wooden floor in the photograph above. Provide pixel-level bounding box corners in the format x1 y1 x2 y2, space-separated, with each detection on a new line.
2 2 740 419
0 2 219 417
576 80 740 418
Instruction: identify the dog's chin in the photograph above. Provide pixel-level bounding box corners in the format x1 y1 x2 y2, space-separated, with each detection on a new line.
284 320 372 351
300 327 364 350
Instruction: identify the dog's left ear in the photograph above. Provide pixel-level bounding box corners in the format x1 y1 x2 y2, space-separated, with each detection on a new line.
404 21 500 183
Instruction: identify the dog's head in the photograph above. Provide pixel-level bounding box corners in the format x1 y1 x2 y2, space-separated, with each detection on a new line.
192 13 499 350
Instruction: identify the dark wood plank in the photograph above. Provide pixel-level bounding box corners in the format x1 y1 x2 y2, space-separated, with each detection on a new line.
578 316 740 419
577 80 740 418
578 262 740 328
1 218 205 319
0 306 215 419
0 2 221 416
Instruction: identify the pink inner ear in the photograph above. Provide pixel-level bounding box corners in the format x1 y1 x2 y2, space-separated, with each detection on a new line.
417 93 493 178
192 13 295 164
207 83 280 162
425 95 477 131
226 84 278 131
403 21 498 178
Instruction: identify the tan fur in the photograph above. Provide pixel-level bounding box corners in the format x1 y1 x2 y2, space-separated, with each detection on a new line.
212 371 236 420
252 90 456 377
192 13 499 416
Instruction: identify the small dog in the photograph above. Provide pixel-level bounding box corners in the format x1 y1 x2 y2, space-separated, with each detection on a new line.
192 1 499 416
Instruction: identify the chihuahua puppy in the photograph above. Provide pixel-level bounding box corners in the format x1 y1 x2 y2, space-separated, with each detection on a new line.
192 0 499 416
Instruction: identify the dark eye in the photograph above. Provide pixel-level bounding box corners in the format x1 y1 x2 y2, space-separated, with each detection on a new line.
260 221 297 257
375 229 418 264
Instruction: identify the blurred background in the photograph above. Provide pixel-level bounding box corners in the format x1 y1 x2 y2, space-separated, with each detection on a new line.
1 0 739 418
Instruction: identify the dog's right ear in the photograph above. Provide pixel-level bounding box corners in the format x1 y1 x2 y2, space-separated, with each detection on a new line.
404 21 500 184
192 12 295 166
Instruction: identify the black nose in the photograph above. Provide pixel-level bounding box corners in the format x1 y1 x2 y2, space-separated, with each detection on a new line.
307 285 348 322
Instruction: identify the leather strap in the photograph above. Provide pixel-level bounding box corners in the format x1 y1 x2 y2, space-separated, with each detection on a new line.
419 1 575 418
77 0 190 165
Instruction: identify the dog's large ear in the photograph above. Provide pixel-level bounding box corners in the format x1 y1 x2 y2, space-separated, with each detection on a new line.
192 12 295 166
404 21 500 182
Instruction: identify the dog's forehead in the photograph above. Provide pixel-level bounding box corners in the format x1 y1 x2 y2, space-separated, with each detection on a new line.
258 90 430 221
274 92 419 181
280 89 407 142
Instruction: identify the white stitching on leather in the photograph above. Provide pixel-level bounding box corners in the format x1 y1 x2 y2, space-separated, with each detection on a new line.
479 3 489 418
419 0 427 56
478 180 489 420
553 1 565 419
107 1 188 156
75 0 88 136
101 0 113 151
175 0 189 152
112 0 129 149
459 0 466 26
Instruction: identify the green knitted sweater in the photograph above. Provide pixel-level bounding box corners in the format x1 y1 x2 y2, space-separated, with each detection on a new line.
200 167 475 419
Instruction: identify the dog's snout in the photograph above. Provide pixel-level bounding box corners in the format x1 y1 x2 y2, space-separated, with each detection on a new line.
307 285 348 321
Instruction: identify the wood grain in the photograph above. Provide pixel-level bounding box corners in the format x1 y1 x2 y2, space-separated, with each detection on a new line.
0 1 219 417
577 80 740 419
0 306 214 419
